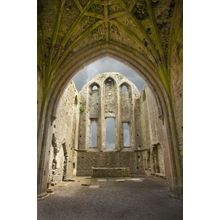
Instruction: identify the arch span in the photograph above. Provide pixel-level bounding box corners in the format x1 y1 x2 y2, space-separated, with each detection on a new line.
37 42 182 197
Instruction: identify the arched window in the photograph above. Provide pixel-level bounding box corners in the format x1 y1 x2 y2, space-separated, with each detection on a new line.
90 83 99 92
120 83 131 99
91 85 98 91
121 84 129 93
105 77 115 86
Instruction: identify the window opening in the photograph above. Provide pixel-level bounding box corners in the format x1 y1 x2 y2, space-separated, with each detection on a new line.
90 120 98 147
105 77 114 86
121 84 129 93
123 122 130 147
105 117 115 149
91 85 98 91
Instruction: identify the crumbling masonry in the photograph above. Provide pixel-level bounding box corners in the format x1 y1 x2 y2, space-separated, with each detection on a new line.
48 72 167 184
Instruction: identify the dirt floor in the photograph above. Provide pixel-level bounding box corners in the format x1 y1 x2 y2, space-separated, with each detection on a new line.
38 176 183 220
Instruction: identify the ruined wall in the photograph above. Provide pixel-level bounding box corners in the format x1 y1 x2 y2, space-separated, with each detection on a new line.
138 85 166 177
48 81 79 184
46 73 167 179
76 152 142 176
77 72 141 175
76 72 167 177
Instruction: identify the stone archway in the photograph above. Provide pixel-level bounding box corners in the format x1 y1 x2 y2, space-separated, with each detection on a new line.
37 42 182 198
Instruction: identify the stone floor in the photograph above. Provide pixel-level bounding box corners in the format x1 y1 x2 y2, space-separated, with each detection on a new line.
38 176 183 220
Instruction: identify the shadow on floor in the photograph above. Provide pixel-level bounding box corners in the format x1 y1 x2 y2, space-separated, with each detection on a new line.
38 176 183 220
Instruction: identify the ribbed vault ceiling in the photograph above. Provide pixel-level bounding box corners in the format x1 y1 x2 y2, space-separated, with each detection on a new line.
38 0 182 95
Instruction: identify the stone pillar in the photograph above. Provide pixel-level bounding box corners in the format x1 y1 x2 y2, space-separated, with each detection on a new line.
100 82 105 151
116 85 121 151
131 90 136 150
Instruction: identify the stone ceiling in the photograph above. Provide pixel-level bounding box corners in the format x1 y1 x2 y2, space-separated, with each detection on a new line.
38 0 182 95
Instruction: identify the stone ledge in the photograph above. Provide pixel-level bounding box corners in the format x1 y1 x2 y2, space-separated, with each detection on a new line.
92 167 131 177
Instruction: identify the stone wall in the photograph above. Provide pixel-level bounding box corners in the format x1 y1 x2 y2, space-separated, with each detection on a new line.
169 2 183 164
76 151 143 176
138 85 166 176
46 73 167 180
76 72 142 176
92 167 131 177
48 81 79 184
75 72 167 177
78 72 140 152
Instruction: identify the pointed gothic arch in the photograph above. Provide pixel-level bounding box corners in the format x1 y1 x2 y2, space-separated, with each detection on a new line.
37 43 182 197
90 82 100 92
